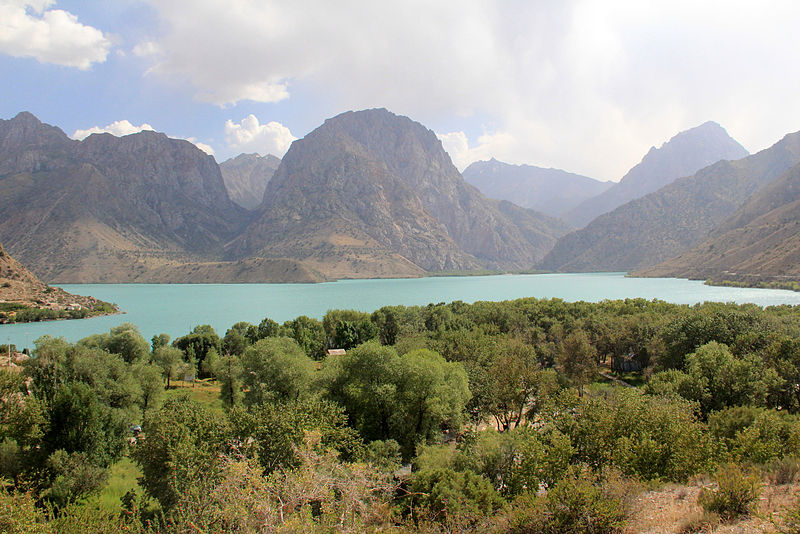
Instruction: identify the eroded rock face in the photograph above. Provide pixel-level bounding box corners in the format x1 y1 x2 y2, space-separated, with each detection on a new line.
0 111 77 176
0 109 570 282
0 112 249 282
638 162 800 282
231 109 570 276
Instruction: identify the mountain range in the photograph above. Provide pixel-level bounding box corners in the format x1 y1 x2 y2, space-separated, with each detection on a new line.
461 159 611 218
563 121 749 228
229 109 571 279
1 109 797 286
0 112 254 282
637 162 800 284
0 110 569 283
539 130 800 273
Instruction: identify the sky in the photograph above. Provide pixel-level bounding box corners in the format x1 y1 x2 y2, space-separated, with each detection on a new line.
2 0 800 181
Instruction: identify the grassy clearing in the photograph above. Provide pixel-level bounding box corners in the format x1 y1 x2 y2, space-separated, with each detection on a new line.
611 371 646 387
93 457 140 510
164 378 223 412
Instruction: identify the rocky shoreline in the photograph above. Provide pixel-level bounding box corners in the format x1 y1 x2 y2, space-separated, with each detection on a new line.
0 242 119 324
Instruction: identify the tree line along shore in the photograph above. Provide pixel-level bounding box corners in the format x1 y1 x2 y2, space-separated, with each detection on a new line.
2 296 800 532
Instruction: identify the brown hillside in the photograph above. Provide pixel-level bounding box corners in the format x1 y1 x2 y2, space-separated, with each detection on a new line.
0 240 117 319
539 130 800 273
637 163 800 283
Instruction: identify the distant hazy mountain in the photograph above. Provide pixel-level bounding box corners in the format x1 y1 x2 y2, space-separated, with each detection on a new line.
564 122 749 228
230 109 571 279
462 159 611 218
638 162 800 282
538 130 800 273
220 153 281 209
0 112 250 282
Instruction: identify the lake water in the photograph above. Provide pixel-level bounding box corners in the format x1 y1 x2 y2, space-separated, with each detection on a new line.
2 272 799 350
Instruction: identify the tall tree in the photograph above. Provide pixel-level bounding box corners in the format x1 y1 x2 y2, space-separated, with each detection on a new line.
488 339 559 430
240 337 315 405
557 330 598 396
172 325 221 378
152 346 184 389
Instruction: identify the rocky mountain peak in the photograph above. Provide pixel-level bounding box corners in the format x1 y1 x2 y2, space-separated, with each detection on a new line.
564 121 749 227
622 121 746 186
2 111 70 142
76 129 234 211
0 113 250 282
0 111 74 175
540 127 800 273
234 108 570 277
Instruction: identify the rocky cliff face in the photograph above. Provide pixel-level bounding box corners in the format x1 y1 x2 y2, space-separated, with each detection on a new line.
0 111 77 176
231 109 570 277
0 112 249 282
564 121 749 228
220 153 281 209
462 158 611 218
539 131 800 273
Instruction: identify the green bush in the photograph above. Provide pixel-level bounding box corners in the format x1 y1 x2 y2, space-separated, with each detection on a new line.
455 427 573 496
698 463 762 521
0 490 49 534
709 407 800 465
498 467 627 534
405 467 505 528
548 388 715 482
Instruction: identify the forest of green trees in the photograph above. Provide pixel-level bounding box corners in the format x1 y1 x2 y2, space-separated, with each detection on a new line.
2 297 800 532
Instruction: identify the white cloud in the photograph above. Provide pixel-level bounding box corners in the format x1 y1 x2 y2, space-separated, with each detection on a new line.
437 132 471 170
438 130 522 172
185 138 215 156
72 120 155 140
137 0 800 180
0 0 111 69
224 114 296 157
132 40 160 58
199 83 289 108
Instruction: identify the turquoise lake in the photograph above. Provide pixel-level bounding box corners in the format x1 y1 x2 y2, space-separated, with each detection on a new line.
2 272 800 350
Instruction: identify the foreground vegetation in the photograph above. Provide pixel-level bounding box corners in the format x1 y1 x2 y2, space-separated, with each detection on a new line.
2 297 800 532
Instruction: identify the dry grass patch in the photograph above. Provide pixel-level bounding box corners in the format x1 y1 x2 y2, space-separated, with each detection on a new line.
625 480 800 533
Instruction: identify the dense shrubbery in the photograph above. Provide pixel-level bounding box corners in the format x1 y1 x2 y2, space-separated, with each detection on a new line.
501 469 628 534
2 297 800 531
